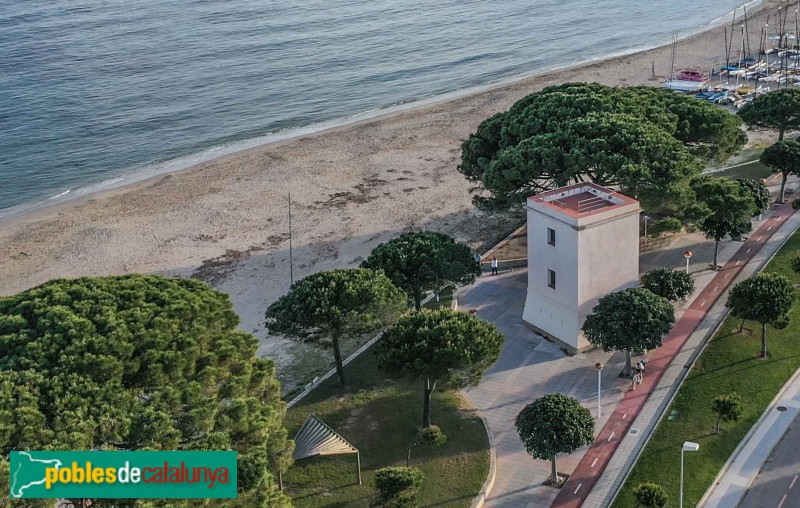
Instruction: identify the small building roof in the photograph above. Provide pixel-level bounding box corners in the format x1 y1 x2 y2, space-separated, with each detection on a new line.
529 182 638 219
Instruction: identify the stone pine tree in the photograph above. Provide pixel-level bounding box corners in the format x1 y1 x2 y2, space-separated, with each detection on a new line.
712 393 744 434
726 273 796 358
641 267 696 301
376 309 504 429
582 287 675 375
515 394 594 486
691 176 756 269
362 231 480 310
266 268 407 387
633 482 669 507
0 275 293 508
458 83 746 215
761 141 800 203
738 88 800 141
737 178 772 217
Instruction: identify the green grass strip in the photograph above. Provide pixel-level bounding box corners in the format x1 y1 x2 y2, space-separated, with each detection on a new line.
613 229 800 508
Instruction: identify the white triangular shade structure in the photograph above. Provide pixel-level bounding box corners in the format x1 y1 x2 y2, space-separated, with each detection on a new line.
292 413 361 484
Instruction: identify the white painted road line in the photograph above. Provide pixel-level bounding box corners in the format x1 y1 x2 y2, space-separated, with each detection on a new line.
574 483 582 495
591 458 598 468
725 273 731 279
778 216 783 221
747 248 752 253
736 260 742 265
622 413 627 420
714 286 719 292
756 236 762 242
778 493 787 508
701 300 707 307
790 475 798 490
768 226 773 231
607 432 615 442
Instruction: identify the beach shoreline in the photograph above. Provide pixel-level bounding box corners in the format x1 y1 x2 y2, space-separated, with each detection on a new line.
0 0 782 388
0 0 762 222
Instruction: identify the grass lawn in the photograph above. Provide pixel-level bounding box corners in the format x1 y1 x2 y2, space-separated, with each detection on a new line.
283 343 489 507
717 159 773 180
422 288 455 310
613 230 800 508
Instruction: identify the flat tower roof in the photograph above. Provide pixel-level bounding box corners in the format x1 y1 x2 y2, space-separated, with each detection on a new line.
529 182 638 218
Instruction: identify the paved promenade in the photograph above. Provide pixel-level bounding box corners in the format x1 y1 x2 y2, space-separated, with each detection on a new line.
570 201 800 508
459 216 762 507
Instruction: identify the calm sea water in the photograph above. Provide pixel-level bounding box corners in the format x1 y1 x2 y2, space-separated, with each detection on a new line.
0 0 755 216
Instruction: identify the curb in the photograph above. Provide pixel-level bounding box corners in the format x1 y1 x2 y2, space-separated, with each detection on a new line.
470 412 497 508
461 288 497 508
699 365 800 507
697 224 800 506
605 217 799 507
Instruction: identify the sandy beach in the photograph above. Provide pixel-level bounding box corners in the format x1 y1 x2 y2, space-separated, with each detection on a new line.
0 0 782 388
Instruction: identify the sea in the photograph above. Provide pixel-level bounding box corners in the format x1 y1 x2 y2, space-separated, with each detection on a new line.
0 0 759 217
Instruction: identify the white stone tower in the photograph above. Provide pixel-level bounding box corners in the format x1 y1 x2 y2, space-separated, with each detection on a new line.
522 183 641 352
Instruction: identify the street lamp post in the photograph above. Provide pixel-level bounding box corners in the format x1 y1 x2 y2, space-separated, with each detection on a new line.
595 362 604 418
684 250 693 274
643 215 650 238
680 441 700 508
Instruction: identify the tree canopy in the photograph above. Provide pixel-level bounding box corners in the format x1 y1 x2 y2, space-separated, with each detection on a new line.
761 140 800 203
641 268 695 301
515 394 594 485
266 268 406 386
459 83 746 213
361 231 480 310
738 88 800 141
0 275 292 508
711 393 743 434
376 309 504 428
736 178 772 216
582 287 675 374
726 273 795 357
691 176 756 268
633 482 669 508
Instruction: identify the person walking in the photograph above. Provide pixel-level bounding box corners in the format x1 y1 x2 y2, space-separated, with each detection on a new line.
631 368 639 391
491 257 498 275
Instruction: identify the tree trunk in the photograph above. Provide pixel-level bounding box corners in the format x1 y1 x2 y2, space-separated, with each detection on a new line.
715 414 722 434
779 127 785 142
739 318 745 333
624 350 632 376
333 335 346 387
713 240 720 270
422 378 437 428
550 454 558 485
414 287 422 311
761 321 768 358
780 171 789 204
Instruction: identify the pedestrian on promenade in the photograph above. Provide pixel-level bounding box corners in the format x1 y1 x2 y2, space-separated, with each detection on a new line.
473 253 482 276
491 257 498 275
637 359 647 380
631 368 639 391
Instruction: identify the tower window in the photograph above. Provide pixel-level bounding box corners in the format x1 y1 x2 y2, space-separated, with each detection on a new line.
547 269 556 289
547 227 556 246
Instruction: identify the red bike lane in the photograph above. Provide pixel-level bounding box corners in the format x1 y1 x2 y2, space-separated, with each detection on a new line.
552 202 796 508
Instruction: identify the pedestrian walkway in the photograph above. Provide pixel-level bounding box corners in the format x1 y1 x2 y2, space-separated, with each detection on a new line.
557 201 799 508
460 271 629 507
459 217 761 507
701 365 800 507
